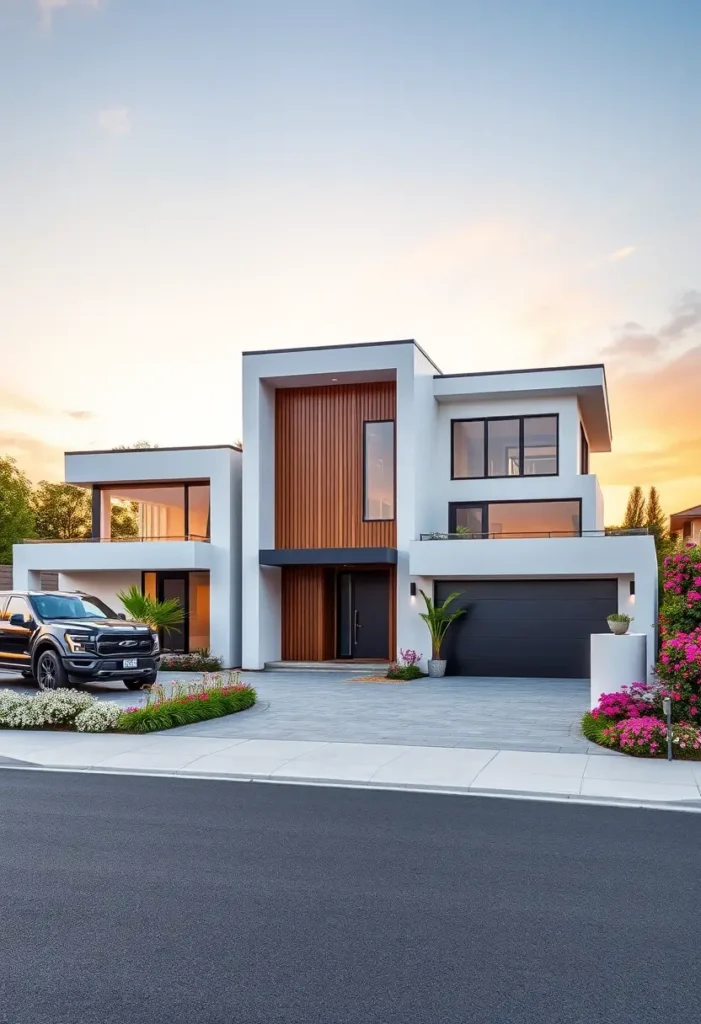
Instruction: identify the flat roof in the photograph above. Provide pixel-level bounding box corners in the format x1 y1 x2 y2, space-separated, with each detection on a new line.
435 362 607 380
66 443 242 456
243 339 443 375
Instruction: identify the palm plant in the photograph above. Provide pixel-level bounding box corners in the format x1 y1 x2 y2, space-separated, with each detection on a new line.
419 589 465 660
117 585 185 635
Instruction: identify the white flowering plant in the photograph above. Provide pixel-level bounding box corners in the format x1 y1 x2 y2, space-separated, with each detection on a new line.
0 689 123 733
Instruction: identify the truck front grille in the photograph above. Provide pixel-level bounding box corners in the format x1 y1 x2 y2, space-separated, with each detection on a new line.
96 633 153 657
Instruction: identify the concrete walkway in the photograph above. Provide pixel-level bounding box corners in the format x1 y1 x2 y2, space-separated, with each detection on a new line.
1 732 700 810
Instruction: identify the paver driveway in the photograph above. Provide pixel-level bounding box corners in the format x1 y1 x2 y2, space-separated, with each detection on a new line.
179 671 596 752
0 669 595 753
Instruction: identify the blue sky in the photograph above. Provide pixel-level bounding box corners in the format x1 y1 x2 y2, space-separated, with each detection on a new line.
1 0 700 519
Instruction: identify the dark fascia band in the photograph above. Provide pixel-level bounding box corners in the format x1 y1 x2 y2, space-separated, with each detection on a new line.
259 547 398 566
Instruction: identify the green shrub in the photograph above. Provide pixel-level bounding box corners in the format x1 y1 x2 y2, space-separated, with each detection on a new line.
581 711 616 747
386 664 423 680
159 649 225 672
118 672 256 733
607 612 633 623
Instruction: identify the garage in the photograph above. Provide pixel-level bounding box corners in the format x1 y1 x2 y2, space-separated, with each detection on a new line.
434 579 618 678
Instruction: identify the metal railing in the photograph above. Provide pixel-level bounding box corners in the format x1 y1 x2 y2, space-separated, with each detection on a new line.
418 528 650 540
22 535 210 544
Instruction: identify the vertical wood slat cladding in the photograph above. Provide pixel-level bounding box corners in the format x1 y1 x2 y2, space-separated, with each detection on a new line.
281 566 335 661
275 382 396 549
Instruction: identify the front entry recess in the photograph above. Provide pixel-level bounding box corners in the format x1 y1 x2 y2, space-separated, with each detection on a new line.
337 571 390 659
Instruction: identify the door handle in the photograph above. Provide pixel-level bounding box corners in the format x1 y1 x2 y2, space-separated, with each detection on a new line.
353 609 361 645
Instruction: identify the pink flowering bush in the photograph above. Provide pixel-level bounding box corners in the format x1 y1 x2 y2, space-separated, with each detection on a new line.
606 716 667 757
660 547 701 636
591 682 656 721
671 722 701 757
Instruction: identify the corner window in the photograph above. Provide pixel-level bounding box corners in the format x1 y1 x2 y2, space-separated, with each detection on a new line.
452 415 559 479
580 425 590 474
94 483 211 540
363 421 395 521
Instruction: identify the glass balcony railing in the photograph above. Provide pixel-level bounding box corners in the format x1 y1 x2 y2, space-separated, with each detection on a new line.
21 535 210 544
418 528 650 540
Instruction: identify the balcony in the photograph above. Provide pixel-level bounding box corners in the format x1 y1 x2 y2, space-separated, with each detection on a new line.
409 529 655 579
13 537 213 574
418 528 649 541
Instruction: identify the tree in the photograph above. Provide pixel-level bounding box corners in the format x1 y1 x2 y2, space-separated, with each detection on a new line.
110 501 139 538
32 482 91 540
645 486 666 539
112 441 158 450
622 486 646 530
0 456 35 562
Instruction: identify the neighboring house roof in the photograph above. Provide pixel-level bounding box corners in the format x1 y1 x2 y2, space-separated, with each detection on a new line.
670 505 701 518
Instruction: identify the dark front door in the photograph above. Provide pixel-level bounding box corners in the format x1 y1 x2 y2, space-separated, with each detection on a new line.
434 579 618 678
158 573 187 653
337 571 390 659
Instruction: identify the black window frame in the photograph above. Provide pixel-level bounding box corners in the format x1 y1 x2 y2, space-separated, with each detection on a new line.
451 413 559 480
448 497 583 538
580 424 590 475
91 480 211 540
362 419 396 523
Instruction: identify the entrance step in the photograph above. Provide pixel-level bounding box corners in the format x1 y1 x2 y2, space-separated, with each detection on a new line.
264 660 389 674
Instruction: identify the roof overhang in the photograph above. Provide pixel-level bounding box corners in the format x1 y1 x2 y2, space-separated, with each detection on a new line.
432 365 612 452
259 547 398 566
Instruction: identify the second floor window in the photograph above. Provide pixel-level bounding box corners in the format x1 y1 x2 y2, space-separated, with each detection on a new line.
96 482 211 541
452 415 558 479
363 421 395 521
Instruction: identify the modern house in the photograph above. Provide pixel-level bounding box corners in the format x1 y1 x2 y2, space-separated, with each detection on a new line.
669 505 701 545
11 445 242 667
13 339 658 681
242 340 658 679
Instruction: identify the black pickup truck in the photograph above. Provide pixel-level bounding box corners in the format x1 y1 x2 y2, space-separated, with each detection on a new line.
0 591 160 691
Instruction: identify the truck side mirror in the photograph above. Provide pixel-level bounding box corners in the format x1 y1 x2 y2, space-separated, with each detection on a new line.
117 613 126 620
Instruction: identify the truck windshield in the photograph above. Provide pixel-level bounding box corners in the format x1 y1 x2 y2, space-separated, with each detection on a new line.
30 594 118 620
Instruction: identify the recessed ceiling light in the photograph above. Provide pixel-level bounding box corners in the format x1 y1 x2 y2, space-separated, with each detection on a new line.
331 377 338 382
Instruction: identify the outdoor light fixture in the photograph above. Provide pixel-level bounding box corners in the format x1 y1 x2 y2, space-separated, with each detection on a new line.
630 580 636 597
410 582 417 598
662 696 673 761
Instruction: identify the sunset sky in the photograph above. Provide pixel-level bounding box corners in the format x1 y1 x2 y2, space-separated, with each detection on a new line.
1 0 700 523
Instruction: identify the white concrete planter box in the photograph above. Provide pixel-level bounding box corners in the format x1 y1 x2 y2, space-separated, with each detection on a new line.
590 632 648 710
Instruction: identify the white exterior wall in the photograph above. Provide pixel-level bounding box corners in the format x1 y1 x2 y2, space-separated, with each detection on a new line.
57 571 141 613
13 446 242 667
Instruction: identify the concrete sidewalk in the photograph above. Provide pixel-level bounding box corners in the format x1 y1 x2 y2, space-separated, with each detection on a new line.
1 731 700 809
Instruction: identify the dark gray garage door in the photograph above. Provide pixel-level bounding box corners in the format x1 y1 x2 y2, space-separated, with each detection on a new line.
434 579 618 678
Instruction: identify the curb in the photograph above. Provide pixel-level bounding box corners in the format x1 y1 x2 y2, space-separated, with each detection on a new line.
2 761 701 813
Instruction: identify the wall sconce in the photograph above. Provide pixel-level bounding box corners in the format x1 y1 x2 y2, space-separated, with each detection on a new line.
630 580 635 597
410 582 417 598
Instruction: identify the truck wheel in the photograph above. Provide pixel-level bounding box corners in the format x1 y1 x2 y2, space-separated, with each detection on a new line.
36 650 69 691
124 672 157 690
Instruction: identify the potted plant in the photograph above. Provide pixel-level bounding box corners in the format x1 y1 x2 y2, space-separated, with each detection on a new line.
607 612 633 636
419 589 465 677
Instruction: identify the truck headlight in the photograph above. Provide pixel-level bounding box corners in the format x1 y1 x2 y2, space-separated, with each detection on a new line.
151 633 160 653
65 632 96 653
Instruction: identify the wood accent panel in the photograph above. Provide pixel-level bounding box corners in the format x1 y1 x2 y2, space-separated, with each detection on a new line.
275 382 396 549
281 566 335 661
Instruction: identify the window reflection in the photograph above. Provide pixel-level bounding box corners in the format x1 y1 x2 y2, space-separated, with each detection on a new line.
364 422 395 521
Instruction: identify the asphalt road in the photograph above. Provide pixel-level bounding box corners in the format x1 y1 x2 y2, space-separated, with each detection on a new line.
0 773 698 1024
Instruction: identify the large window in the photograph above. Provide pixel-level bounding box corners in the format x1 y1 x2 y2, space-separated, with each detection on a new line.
96 483 210 540
363 421 395 521
450 499 581 538
452 415 558 479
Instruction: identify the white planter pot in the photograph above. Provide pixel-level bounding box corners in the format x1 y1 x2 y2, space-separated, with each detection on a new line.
427 659 447 678
608 620 630 635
